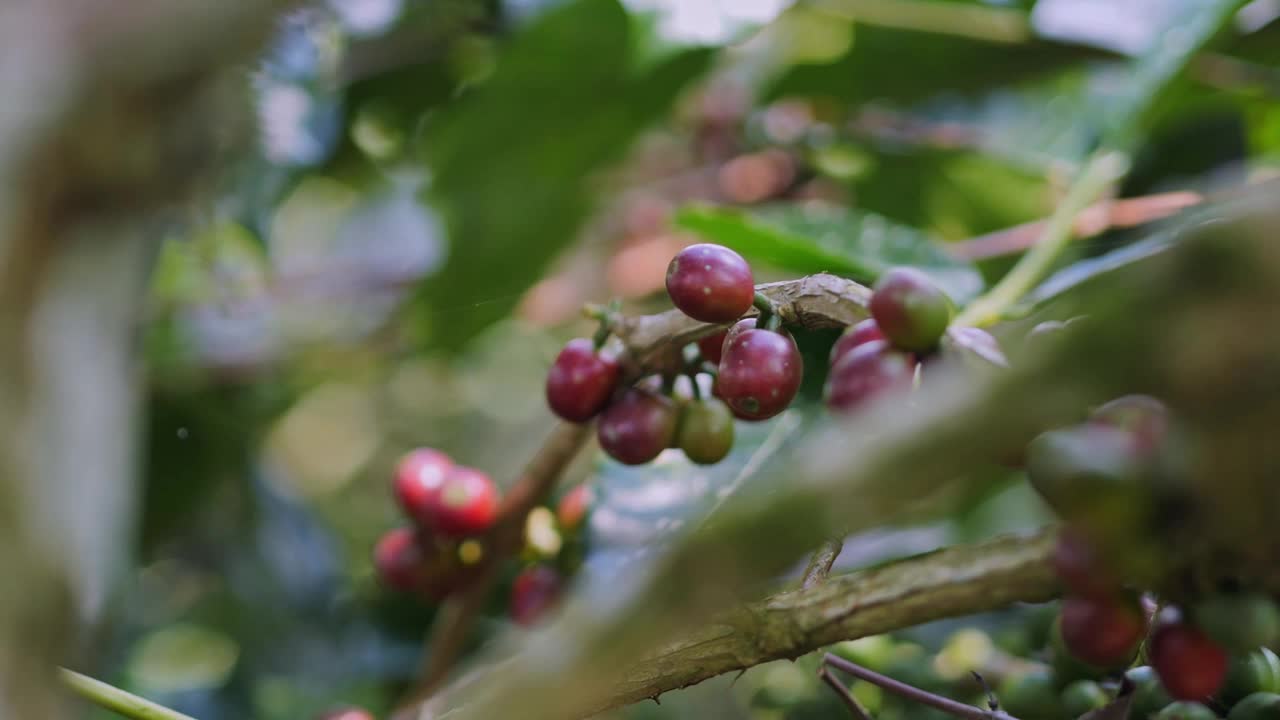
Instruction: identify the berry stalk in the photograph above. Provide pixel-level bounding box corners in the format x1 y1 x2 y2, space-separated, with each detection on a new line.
955 150 1130 327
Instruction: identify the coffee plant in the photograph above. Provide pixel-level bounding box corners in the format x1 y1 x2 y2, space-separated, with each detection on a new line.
4 2 1280 720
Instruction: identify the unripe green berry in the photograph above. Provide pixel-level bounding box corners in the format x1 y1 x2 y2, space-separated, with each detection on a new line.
869 267 954 352
676 398 735 465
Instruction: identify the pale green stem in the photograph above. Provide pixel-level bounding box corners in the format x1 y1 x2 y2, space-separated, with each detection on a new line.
955 149 1131 327
59 668 196 720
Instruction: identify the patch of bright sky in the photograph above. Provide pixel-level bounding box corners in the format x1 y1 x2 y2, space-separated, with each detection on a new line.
622 0 791 45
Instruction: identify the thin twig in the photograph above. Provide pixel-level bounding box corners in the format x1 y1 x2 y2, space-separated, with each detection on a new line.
818 666 874 720
800 538 843 589
398 423 591 712
823 655 1018 720
59 668 196 720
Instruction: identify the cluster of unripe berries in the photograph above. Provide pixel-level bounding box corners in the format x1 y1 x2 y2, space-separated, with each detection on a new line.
373 448 592 627
824 266 1004 413
546 243 804 466
1007 395 1280 719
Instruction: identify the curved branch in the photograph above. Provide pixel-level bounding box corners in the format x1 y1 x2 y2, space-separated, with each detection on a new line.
596 529 1058 713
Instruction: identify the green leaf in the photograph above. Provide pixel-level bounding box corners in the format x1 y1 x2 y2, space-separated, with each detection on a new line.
1101 0 1253 150
414 0 715 349
674 204 984 303
766 2 1096 106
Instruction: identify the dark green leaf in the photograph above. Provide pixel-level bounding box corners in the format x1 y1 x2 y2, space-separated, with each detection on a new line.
674 204 984 303
767 4 1096 107
414 0 714 349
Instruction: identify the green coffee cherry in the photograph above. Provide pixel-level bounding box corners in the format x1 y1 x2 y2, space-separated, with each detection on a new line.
1156 702 1221 720
1061 679 1108 717
997 669 1067 720
1222 649 1280 706
675 397 735 465
1196 595 1280 654
1128 665 1176 719
1229 693 1280 720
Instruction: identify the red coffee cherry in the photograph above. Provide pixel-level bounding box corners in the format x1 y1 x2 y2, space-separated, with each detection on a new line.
824 340 916 414
373 527 428 592
665 243 755 323
697 329 729 365
1089 394 1169 456
830 318 886 366
394 448 453 527
869 267 954 352
1051 526 1120 599
510 565 564 627
597 388 678 465
1150 621 1229 701
428 467 500 538
717 326 803 421
1059 593 1148 668
556 484 593 533
545 338 621 423
676 397 735 465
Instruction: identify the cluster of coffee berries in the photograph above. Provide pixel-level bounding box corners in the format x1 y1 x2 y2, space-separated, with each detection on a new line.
1018 396 1280 718
373 448 588 627
824 267 1004 413
373 448 497 599
545 243 803 467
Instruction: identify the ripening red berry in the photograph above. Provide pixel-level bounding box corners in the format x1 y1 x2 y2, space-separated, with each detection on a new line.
315 707 375 720
717 326 803 421
869 267 954 352
697 329 729 365
597 388 678 465
374 527 428 592
1089 395 1168 456
556 484 593 533
428 467 499 538
676 397 735 465
830 318 886 366
1052 527 1120 598
1059 593 1147 668
545 338 621 423
824 340 916 413
665 243 755 323
394 448 453 527
510 565 564 627
1150 621 1229 701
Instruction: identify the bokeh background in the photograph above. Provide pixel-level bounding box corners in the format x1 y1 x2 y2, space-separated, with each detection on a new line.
77 0 1280 717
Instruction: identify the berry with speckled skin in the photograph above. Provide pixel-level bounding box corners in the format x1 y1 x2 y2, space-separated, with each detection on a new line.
830 318 886 366
717 326 803 421
427 467 500 538
510 565 563 626
394 448 454 528
597 388 679 465
676 397 735 464
869 267 954 352
666 244 755 323
546 338 621 423
824 340 915 413
1151 621 1229 701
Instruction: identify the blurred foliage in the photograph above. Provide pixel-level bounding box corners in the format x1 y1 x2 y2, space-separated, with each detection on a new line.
90 0 1280 717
